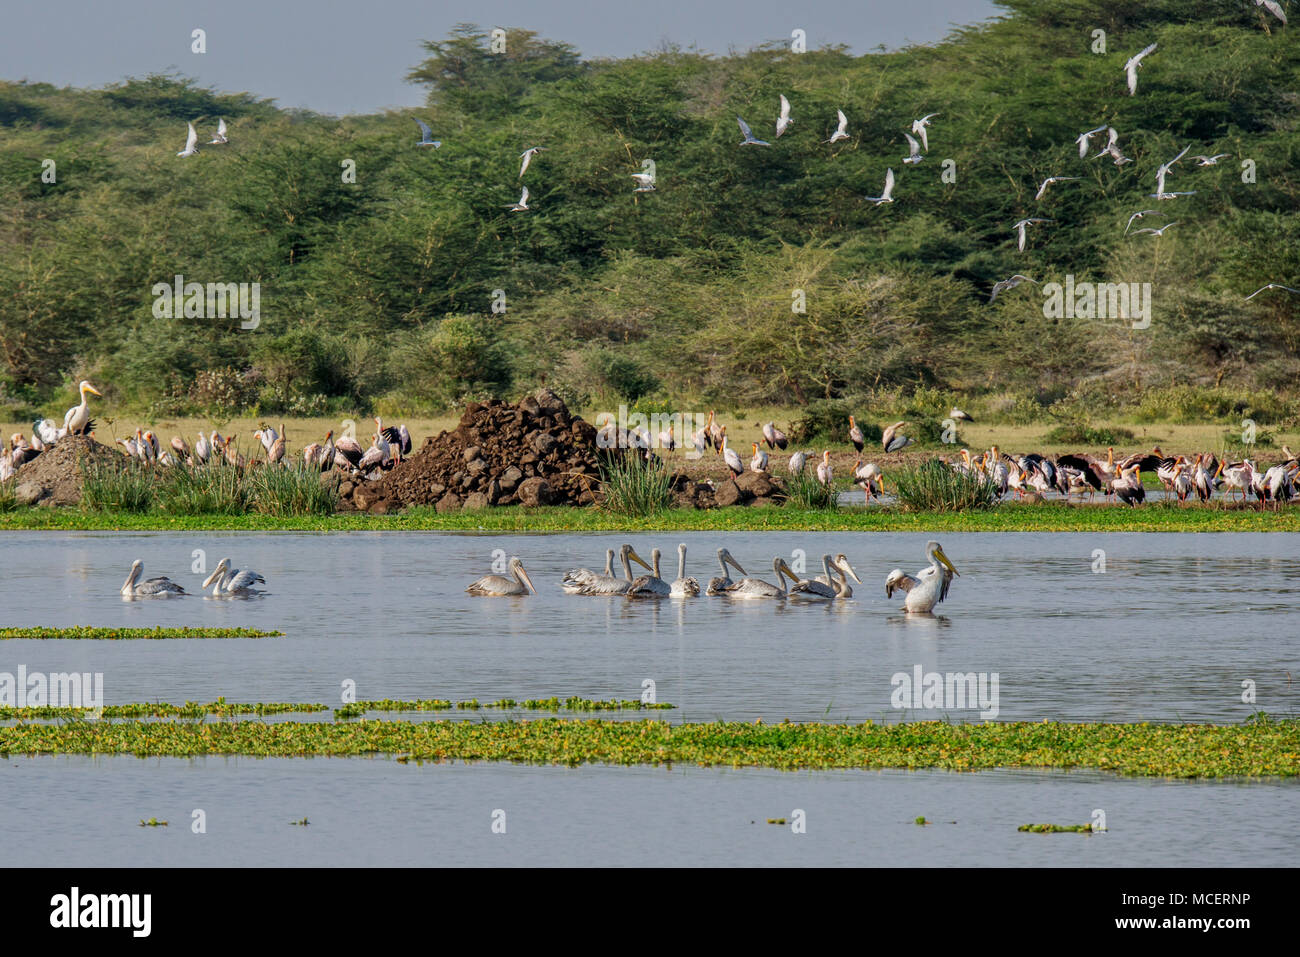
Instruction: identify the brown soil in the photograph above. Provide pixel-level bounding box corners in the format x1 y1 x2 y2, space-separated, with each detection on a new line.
12 434 125 506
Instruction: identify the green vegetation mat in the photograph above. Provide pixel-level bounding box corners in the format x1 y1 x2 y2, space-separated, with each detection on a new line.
0 627 284 640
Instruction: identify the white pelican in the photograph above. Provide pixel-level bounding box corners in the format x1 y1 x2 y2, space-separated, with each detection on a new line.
414 119 441 148
121 560 186 598
848 415 865 452
788 450 808 474
761 422 788 450
202 557 266 596
778 556 836 601
903 132 924 165
63 381 101 435
1013 217 1052 252
911 113 939 151
1075 125 1107 158
1124 210 1159 233
631 172 656 193
575 544 652 596
721 435 744 477
209 118 228 145
1192 153 1230 166
670 543 700 597
776 94 794 137
628 547 672 598
467 556 536 596
816 450 833 486
706 548 747 595
750 443 768 473
1035 176 1080 201
882 422 913 453
505 186 530 211
177 122 200 157
827 109 850 144
866 167 895 205
1244 284 1300 301
737 116 770 147
723 557 789 599
1125 42 1157 96
988 274 1038 303
34 419 62 446
885 541 959 613
519 146 545 176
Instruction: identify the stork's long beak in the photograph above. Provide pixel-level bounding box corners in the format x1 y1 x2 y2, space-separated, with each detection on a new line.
628 548 653 571
934 546 960 577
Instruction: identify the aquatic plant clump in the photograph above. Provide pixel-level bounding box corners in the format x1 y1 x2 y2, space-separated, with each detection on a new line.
0 627 284 640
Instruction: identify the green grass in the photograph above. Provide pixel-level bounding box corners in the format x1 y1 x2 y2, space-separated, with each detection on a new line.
783 467 840 510
0 699 326 720
248 464 340 516
1018 823 1097 833
1 716 1296 778
891 460 1000 512
0 626 284 640
80 458 156 513
600 454 674 517
154 464 250 515
335 696 675 719
3 502 1300 532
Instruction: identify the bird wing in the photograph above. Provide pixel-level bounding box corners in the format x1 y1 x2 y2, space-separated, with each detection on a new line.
415 119 432 139
184 123 197 150
836 110 848 133
737 116 754 138
778 95 790 122
904 132 921 155
881 167 895 198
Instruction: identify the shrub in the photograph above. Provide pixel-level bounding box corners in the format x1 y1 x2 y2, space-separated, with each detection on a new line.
789 400 881 446
892 459 998 512
80 459 155 512
249 464 339 516
784 466 839 510
155 464 251 515
600 453 673 516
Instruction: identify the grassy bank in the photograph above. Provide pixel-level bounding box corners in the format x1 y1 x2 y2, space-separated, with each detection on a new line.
0 716 1294 777
3 503 1300 533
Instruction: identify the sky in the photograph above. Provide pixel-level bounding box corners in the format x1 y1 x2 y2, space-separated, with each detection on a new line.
1 0 1002 115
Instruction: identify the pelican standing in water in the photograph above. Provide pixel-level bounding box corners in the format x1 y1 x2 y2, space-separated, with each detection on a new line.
63 381 101 435
670 543 700 597
467 556 536 596
627 547 672 598
777 556 836 601
121 560 186 597
202 557 267 597
561 548 615 593
706 547 747 595
574 544 652 595
723 557 789 599
885 541 959 613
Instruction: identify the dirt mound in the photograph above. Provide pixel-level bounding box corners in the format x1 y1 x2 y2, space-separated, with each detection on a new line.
348 389 617 511
12 434 124 506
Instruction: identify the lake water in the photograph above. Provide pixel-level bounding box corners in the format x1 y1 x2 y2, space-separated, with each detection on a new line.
1 530 1297 865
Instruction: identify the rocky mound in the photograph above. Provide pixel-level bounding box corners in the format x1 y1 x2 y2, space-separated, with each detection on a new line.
346 389 617 512
12 434 124 506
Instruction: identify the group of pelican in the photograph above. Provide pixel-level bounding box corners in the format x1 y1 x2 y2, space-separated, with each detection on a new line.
119 557 266 598
945 445 1300 507
467 541 961 613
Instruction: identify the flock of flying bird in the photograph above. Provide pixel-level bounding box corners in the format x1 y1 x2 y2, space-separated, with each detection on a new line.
466 540 961 613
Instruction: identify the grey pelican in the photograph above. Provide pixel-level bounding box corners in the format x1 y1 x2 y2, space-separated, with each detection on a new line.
561 547 617 593
706 548 747 595
1125 42 1157 96
121 560 186 598
778 556 836 601
670 543 700 597
467 556 536 596
628 548 672 598
63 381 101 435
202 558 266 596
414 119 441 148
885 541 959 613
820 555 862 597
575 544 652 595
723 558 789 599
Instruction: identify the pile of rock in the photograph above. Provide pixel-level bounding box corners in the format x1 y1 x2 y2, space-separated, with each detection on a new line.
670 470 787 510
10 434 124 507
343 389 619 513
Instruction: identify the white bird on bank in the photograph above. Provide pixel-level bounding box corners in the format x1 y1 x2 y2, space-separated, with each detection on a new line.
776 95 794 137
1013 218 1052 252
208 118 228 145
827 109 850 143
202 557 266 597
414 119 441 148
737 116 770 147
1075 125 1107 158
1035 176 1080 201
505 186 530 211
1125 42 1157 96
1244 283 1300 301
1125 209 1159 233
866 167 896 205
903 132 924 165
816 450 833 486
885 541 960 613
121 560 187 598
177 122 200 157
63 381 101 435
519 146 545 176
988 274 1038 303
631 172 656 192
911 113 939 151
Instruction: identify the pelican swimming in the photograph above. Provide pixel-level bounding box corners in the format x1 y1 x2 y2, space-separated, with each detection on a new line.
202 557 266 596
627 547 672 598
885 541 959 613
723 557 789 599
819 554 862 597
121 560 186 598
562 548 615 593
575 544 652 595
706 547 747 595
63 380 101 435
778 555 836 601
670 543 700 597
467 556 536 596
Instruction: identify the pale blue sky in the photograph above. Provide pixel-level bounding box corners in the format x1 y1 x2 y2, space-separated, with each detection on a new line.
1 0 1001 115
